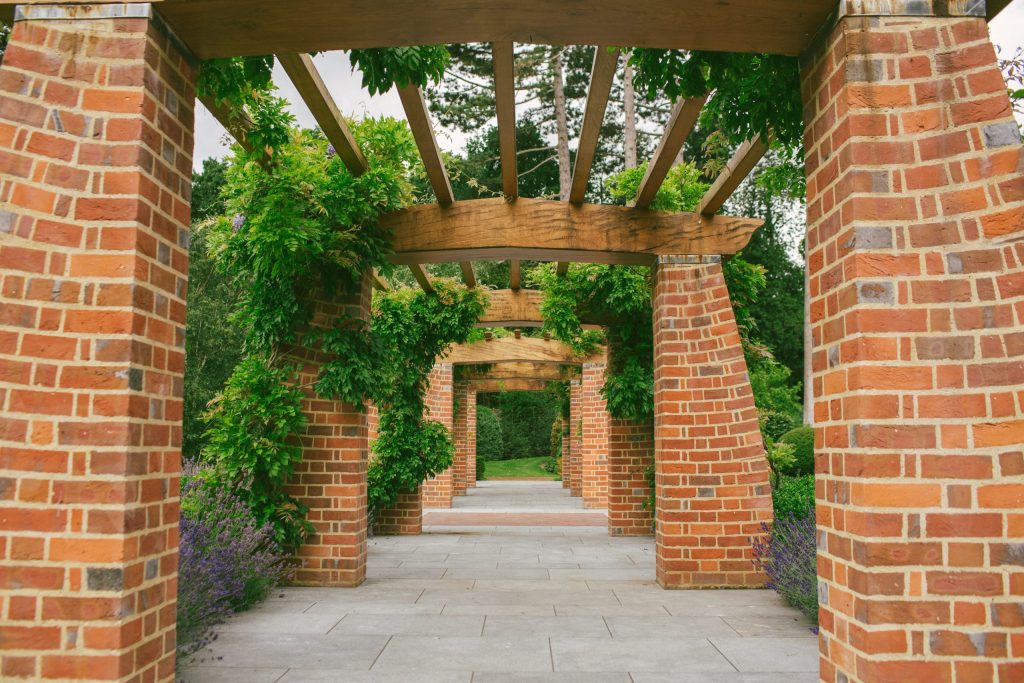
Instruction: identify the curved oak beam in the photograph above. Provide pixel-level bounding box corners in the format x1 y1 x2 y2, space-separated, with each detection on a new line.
469 378 553 393
444 335 604 365
478 289 601 329
458 362 581 381
381 198 762 265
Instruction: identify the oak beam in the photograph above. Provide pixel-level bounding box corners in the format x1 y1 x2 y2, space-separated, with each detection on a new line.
468 379 551 393
445 336 604 365
633 95 707 209
397 84 455 205
460 262 477 288
556 262 569 277
478 289 600 329
371 269 390 291
199 94 255 154
492 41 518 199
510 260 521 291
382 198 762 265
698 135 769 216
277 52 367 176
410 264 434 293
459 362 580 381
569 47 620 204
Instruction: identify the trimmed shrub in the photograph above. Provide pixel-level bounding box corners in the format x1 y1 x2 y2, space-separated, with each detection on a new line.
753 513 818 624
778 426 814 476
497 391 558 458
177 479 290 656
759 410 799 445
773 474 815 519
476 405 503 461
476 456 486 481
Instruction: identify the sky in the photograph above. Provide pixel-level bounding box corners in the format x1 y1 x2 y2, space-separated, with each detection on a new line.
192 2 1024 171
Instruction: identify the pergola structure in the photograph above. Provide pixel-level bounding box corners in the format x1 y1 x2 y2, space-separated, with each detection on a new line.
0 1 1021 682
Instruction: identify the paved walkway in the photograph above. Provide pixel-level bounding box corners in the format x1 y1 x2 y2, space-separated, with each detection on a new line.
181 482 818 682
424 480 607 526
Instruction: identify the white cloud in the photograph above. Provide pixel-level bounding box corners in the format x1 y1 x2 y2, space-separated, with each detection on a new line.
192 5 1024 170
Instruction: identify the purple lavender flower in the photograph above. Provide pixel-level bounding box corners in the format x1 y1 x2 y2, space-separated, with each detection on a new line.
752 513 818 625
176 477 290 656
231 213 246 233
326 144 337 159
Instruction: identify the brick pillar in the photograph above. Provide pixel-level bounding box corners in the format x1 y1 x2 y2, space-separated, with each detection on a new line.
802 8 1024 682
561 417 571 489
373 488 423 535
652 256 773 589
420 363 454 508
285 280 370 587
580 362 609 509
568 379 583 496
0 7 193 680
608 417 655 536
452 382 475 496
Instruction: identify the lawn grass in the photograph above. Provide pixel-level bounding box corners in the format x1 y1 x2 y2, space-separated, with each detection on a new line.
483 456 559 480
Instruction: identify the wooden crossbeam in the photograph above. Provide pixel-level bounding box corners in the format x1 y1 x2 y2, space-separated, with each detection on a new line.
459 262 477 288
468 379 551 393
446 335 604 365
478 289 601 329
199 94 256 154
409 264 434 293
633 95 707 209
397 84 455 205
569 47 620 203
459 362 580 381
382 198 762 265
698 135 769 216
277 53 367 176
556 262 569 277
510 260 521 291
492 41 518 199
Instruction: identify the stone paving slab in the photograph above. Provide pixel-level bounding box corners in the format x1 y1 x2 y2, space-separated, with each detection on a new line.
182 482 817 682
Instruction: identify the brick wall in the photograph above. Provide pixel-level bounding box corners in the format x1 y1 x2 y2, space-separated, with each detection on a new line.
0 12 193 680
561 417 570 489
580 362 609 509
802 11 1024 682
421 363 454 508
568 379 582 496
652 257 772 588
284 280 370 587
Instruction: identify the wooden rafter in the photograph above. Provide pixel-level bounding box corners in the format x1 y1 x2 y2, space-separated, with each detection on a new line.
556 262 569 277
510 260 521 291
458 361 580 381
371 269 390 291
569 47 620 203
468 378 551 393
492 41 518 199
382 198 763 265
397 84 454 205
277 53 367 176
460 262 477 288
199 94 255 154
409 264 434 293
698 134 769 216
633 95 707 209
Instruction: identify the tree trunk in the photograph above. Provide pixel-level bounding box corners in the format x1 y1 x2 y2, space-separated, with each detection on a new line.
552 47 572 201
623 53 638 170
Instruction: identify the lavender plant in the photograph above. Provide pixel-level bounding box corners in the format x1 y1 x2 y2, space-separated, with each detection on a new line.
752 513 818 624
177 479 290 656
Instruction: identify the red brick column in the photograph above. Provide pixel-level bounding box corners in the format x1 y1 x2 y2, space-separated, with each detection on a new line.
452 382 475 495
0 9 193 680
373 488 423 535
568 379 583 496
652 256 772 589
580 362 609 509
561 417 571 489
608 417 655 536
802 10 1024 682
285 280 370 587
421 363 454 508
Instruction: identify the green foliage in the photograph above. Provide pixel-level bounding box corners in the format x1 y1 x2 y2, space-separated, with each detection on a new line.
628 49 803 150
546 419 563 480
0 22 10 64
495 391 559 458
1000 47 1024 127
760 410 800 446
779 426 815 477
349 46 451 95
367 282 487 512
208 122 416 355
765 440 797 484
476 457 486 481
201 357 312 549
607 161 707 212
476 405 504 461
773 474 815 519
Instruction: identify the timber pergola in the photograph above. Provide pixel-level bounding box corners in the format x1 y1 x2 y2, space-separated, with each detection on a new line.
2 3 1022 683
